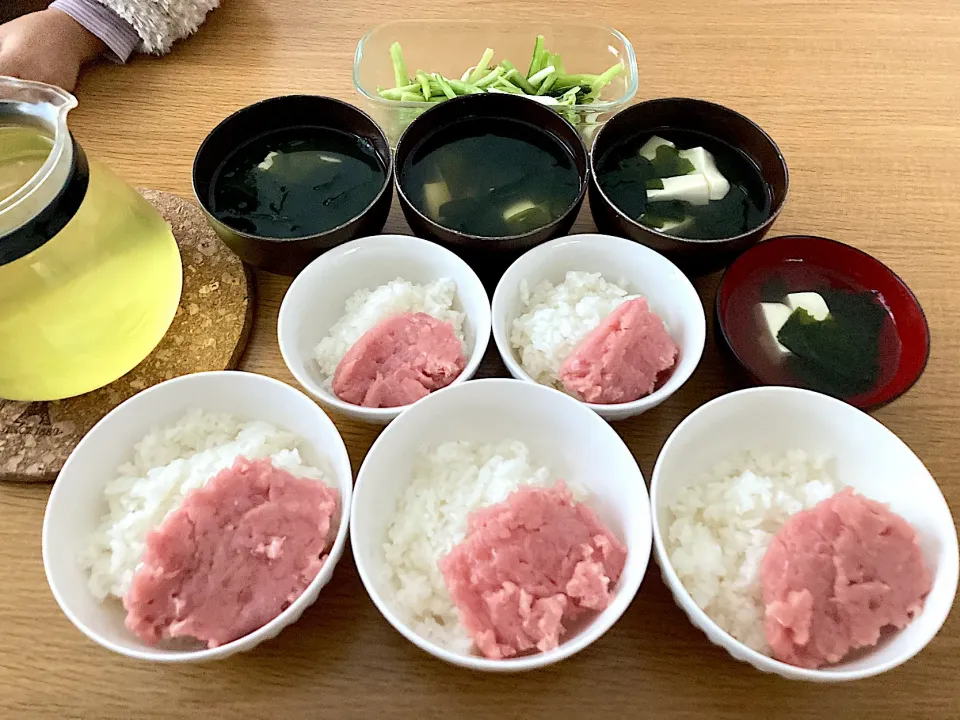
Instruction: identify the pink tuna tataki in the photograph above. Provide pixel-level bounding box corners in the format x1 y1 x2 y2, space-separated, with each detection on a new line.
439 483 627 660
332 311 465 408
559 297 679 404
761 488 932 669
124 457 340 648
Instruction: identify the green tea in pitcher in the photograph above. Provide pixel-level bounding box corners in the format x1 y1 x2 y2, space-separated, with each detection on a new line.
0 117 183 401
0 126 52 201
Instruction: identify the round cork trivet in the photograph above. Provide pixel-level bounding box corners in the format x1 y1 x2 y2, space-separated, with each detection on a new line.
0 189 254 483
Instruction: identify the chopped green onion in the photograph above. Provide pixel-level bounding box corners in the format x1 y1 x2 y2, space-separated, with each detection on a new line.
589 62 624 96
535 72 558 95
378 83 420 100
528 65 556 87
549 52 565 76
501 64 537 94
433 73 457 99
400 92 423 102
447 78 480 95
527 35 547 78
415 71 432 100
389 42 409 88
467 48 495 83
473 65 504 88
493 78 524 93
554 73 597 89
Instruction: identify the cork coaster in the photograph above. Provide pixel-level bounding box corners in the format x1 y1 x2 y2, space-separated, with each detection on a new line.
0 189 254 483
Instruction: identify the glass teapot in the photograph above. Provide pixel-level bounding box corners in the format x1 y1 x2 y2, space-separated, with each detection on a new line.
0 77 182 401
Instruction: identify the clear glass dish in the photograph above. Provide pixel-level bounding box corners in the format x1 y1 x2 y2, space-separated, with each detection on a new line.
353 21 638 147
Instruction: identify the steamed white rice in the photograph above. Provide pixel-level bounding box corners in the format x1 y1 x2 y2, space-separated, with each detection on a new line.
382 439 553 653
313 277 466 381
510 271 638 389
666 449 838 654
81 410 324 601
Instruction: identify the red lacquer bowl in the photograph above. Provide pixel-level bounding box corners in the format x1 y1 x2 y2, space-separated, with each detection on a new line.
716 235 930 411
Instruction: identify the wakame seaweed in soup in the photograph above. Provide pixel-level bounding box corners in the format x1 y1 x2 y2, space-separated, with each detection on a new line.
776 288 890 397
402 117 581 237
596 129 772 240
724 265 903 403
209 127 386 238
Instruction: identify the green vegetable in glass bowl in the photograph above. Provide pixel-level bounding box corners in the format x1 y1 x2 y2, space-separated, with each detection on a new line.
377 36 623 110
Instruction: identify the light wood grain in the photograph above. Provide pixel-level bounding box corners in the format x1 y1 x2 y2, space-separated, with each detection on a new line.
2 1 959 718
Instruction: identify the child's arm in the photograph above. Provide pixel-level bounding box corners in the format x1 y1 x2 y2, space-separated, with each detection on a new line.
50 0 140 62
63 0 220 55
0 8 108 90
0 1 218 91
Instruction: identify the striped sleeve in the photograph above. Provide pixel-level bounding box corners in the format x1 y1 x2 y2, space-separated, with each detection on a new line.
50 0 141 63
80 0 220 55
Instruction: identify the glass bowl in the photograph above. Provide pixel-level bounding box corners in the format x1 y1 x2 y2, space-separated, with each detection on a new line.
353 20 638 147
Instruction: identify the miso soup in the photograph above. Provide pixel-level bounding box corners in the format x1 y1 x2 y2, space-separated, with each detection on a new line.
401 117 581 237
209 127 386 238
722 262 903 403
596 129 772 240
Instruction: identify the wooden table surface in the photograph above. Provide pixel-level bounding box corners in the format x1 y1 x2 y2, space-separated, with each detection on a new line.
2 1 959 718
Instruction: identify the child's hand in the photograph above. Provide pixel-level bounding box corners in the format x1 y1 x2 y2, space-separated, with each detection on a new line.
0 9 106 91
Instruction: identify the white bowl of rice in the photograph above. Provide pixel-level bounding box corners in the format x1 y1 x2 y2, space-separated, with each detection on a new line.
350 377 652 671
278 234 491 424
42 371 354 662
491 233 705 422
651 386 958 681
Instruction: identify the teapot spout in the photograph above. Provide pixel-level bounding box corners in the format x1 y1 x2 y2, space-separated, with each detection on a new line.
44 85 78 114
0 75 78 119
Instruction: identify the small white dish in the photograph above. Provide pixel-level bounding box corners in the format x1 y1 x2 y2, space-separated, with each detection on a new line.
42 371 353 662
351 378 652 671
278 234 491 424
651 386 959 682
491 233 705 421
